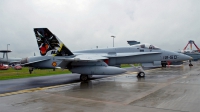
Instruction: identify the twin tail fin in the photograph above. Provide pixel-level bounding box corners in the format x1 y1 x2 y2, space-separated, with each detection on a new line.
33 28 73 56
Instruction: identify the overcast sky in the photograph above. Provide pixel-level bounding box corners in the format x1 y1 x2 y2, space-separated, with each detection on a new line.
0 0 200 58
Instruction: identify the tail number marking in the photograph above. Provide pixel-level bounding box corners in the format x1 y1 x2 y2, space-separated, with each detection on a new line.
163 55 177 60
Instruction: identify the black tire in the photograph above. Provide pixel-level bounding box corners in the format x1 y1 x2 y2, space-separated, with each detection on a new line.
137 72 145 77
80 74 89 81
189 64 193 66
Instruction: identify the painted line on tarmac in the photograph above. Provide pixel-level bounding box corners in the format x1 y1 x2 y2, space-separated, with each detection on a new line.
0 84 73 97
0 88 45 97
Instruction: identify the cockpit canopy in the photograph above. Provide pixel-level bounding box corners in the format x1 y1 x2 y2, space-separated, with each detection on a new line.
131 43 160 50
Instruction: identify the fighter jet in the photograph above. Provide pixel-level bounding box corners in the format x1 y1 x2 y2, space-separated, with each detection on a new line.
0 50 22 64
21 28 192 81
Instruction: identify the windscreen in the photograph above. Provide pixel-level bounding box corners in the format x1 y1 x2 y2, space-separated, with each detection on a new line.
131 43 160 50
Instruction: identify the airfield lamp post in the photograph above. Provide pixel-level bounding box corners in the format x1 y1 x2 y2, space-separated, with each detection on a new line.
7 44 10 51
111 36 115 47
7 44 10 63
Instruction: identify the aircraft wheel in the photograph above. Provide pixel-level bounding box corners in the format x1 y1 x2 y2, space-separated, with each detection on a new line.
80 74 89 81
189 64 193 66
137 72 145 77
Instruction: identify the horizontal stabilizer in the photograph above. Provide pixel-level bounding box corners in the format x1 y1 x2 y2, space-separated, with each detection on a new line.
21 58 50 66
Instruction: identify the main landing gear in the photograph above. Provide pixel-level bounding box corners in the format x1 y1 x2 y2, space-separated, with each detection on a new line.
80 74 93 81
161 61 167 67
29 67 33 74
162 64 167 67
133 65 145 78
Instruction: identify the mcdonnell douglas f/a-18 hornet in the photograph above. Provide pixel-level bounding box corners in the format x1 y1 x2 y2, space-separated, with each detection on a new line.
21 28 192 81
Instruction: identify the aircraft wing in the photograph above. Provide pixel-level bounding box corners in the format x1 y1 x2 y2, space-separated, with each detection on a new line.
104 52 161 58
56 54 108 69
57 54 108 62
57 52 160 64
56 52 161 69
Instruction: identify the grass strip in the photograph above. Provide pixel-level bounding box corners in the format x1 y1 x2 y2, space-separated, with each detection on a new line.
0 67 71 80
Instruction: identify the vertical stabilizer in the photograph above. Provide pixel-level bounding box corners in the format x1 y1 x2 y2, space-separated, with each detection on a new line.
33 28 73 56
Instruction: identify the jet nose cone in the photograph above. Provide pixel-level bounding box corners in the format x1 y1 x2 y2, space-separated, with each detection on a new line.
119 68 127 74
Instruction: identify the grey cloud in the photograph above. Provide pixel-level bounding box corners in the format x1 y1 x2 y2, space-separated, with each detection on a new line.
0 0 200 58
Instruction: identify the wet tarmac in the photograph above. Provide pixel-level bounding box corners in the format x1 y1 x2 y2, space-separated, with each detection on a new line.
0 67 143 94
0 62 200 112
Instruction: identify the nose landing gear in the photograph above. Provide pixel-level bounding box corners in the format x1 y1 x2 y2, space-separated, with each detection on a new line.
189 60 193 66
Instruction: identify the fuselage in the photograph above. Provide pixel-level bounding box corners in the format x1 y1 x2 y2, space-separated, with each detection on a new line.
74 46 191 66
24 45 192 69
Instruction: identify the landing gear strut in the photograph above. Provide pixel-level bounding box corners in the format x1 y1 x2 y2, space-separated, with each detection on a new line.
130 65 146 78
189 60 193 66
29 67 33 74
161 61 167 67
